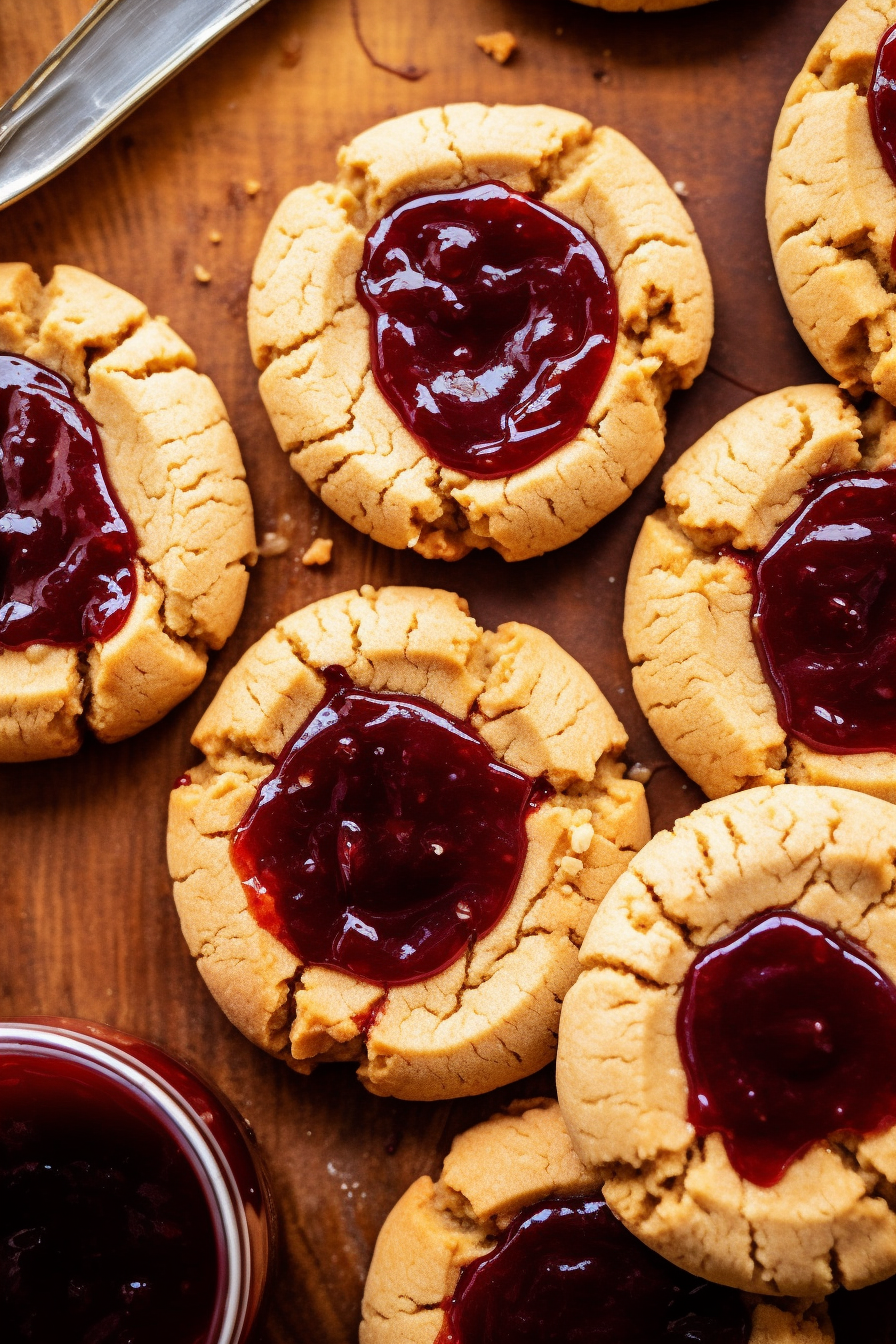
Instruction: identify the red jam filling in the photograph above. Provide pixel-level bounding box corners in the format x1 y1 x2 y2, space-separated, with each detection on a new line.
677 910 896 1186
0 353 137 650
230 666 550 986
751 468 896 753
1 1051 222 1344
830 1274 896 1343
869 24 896 268
356 181 618 478
439 1195 751 1344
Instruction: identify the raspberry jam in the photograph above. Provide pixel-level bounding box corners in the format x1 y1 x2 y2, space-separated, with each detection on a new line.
356 181 618 478
869 24 896 268
677 911 896 1186
830 1275 896 1342
752 469 896 753
230 666 550 986
0 353 137 650
0 1019 273 1344
439 1195 751 1344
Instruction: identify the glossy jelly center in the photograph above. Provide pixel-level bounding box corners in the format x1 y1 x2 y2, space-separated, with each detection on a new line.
869 24 896 268
0 353 137 650
677 910 896 1186
830 1274 896 1343
356 181 618 478
440 1195 751 1344
230 666 550 986
752 468 896 753
0 1051 222 1344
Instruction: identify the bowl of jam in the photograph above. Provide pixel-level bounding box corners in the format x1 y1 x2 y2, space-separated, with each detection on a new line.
0 1017 274 1344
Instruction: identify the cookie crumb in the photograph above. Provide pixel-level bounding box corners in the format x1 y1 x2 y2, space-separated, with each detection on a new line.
257 511 295 557
244 178 262 197
475 31 517 65
558 856 584 878
208 229 222 244
193 264 212 284
258 531 290 557
302 537 333 566
673 180 689 198
570 822 594 854
625 762 654 785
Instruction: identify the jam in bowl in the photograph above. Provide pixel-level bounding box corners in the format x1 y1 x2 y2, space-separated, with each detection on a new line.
0 1017 274 1344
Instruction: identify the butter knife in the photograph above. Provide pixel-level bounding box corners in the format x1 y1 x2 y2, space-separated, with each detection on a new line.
0 0 273 212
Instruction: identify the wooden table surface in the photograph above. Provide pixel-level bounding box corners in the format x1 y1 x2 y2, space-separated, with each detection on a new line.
0 0 841 1339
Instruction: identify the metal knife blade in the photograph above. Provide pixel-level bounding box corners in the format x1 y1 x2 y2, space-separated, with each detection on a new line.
0 0 273 212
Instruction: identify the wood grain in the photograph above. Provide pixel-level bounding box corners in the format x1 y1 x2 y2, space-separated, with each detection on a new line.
0 1 840 1339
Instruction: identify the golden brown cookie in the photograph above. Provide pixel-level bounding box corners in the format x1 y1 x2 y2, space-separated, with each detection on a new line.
623 384 896 801
248 104 713 563
361 1099 832 1344
557 784 896 1298
767 1 896 402
0 263 255 762
167 585 649 1101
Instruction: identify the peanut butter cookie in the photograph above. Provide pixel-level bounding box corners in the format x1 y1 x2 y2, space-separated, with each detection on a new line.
768 1 896 402
362 1099 831 1343
624 384 896 801
558 785 896 1298
167 586 648 1101
0 263 255 761
248 104 712 563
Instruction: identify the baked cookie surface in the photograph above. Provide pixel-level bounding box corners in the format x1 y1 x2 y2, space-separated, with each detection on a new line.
767 1 896 401
0 263 255 762
167 585 649 1101
361 1099 831 1344
624 384 896 801
557 784 896 1298
248 103 713 563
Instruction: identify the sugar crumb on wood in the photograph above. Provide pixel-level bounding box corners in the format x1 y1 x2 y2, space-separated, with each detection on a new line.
279 33 301 67
475 31 517 64
257 512 295 558
302 537 333 566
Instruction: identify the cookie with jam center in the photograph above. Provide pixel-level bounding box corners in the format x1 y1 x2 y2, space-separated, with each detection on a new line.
361 1098 832 1344
557 784 896 1298
768 1 896 403
167 585 649 1101
624 384 896 802
0 263 255 761
247 103 713 563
